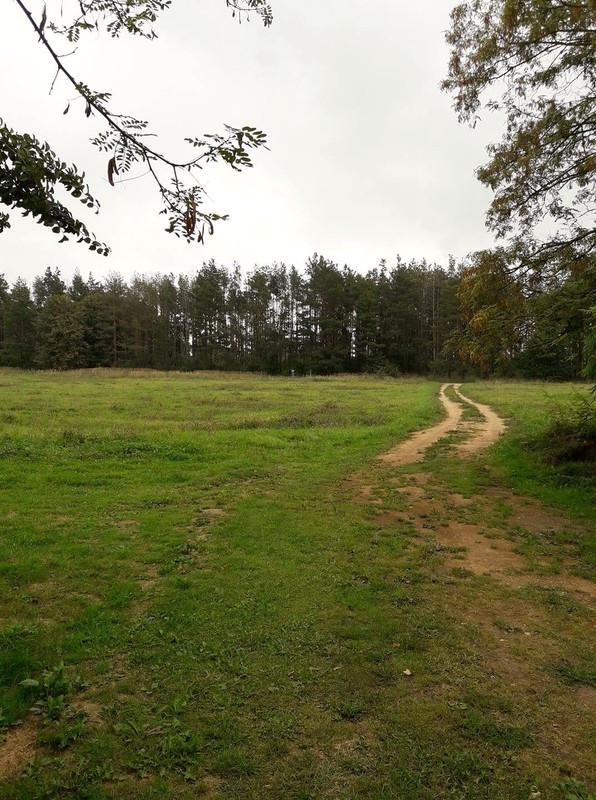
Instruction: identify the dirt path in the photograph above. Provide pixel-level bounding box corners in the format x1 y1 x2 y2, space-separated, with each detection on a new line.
362 383 593 599
378 384 464 465
453 385 506 455
378 382 506 466
373 479 595 599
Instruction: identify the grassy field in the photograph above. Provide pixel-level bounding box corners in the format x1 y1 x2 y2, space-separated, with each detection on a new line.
0 370 593 800
463 381 595 513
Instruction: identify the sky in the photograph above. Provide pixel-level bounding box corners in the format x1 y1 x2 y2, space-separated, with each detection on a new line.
0 0 502 285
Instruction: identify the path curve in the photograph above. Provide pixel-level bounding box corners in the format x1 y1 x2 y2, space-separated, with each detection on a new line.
378 384 463 465
453 385 506 455
378 383 506 466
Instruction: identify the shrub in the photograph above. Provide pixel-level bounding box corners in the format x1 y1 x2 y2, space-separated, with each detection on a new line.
538 393 596 466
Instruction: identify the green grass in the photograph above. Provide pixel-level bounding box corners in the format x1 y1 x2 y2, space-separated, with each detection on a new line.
462 381 595 581
0 370 594 800
461 381 595 519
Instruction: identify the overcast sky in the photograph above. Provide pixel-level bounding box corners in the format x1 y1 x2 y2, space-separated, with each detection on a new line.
0 0 501 285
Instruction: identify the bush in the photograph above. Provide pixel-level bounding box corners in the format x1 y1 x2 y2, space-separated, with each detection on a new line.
538 393 596 466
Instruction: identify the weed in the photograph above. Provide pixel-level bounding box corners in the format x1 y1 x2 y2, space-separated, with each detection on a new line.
19 663 86 722
451 567 475 579
335 700 365 720
523 585 579 613
558 778 596 800
553 659 596 687
38 714 87 750
456 709 532 749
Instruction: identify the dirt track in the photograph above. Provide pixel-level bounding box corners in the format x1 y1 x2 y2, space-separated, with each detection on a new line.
453 385 506 455
368 383 594 598
378 382 506 466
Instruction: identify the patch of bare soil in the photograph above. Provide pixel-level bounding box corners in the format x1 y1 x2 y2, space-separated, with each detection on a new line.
393 484 427 501
575 686 596 717
137 563 159 591
446 585 596 780
72 699 104 726
342 474 374 503
0 719 36 781
350 384 593 599
437 521 524 574
343 474 384 506
492 493 574 536
378 384 463 465
375 510 409 527
203 508 226 518
203 775 223 798
116 519 139 530
376 483 595 597
445 493 475 508
501 572 596 599
408 472 432 484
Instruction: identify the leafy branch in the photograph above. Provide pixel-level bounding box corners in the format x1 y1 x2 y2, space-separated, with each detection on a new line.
4 0 272 252
443 0 595 276
0 118 108 254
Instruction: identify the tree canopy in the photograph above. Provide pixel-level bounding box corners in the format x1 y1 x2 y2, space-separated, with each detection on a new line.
443 0 596 276
1 256 592 379
1 0 272 254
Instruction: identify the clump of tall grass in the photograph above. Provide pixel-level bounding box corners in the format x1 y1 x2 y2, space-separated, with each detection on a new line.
537 393 596 466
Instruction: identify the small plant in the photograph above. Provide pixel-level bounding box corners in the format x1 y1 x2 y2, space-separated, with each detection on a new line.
39 715 87 749
335 700 365 720
60 428 86 447
558 778 595 800
451 567 475 579
20 663 86 721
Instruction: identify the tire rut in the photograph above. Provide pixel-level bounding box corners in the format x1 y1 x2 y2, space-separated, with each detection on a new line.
378 383 505 466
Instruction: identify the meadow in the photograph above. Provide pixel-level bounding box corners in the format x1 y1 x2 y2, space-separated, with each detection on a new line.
0 370 594 800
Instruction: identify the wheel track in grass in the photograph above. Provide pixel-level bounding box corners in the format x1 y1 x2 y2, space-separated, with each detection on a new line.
378 382 506 466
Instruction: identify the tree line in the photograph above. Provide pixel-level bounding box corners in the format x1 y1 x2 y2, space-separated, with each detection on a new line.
0 254 592 379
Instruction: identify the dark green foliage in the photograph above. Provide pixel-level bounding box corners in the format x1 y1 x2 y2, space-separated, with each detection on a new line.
2 258 593 382
0 120 107 254
0 278 36 368
581 305 596 382
3 253 594 378
33 267 67 309
444 252 594 380
35 295 89 370
558 778 596 800
517 267 596 381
